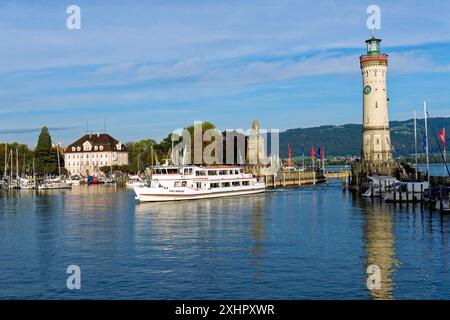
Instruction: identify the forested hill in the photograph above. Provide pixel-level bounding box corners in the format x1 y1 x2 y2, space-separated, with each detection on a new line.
279 117 450 157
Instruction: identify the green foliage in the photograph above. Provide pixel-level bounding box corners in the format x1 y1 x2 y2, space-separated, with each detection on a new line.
36 127 52 151
126 139 157 173
0 143 34 176
34 127 60 175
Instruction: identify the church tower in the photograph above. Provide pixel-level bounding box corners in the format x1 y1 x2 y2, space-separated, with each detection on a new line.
360 36 393 163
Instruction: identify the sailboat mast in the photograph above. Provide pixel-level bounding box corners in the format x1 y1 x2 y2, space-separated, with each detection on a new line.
16 148 19 187
3 143 7 179
414 109 418 180
56 143 61 177
424 101 430 184
33 157 36 189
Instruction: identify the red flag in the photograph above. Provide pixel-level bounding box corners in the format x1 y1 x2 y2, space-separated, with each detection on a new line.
439 128 446 152
288 144 291 158
311 146 315 159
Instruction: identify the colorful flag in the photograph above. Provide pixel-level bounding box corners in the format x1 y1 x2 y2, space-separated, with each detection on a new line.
317 147 321 160
311 146 316 159
321 146 325 160
288 144 291 158
439 128 446 152
422 133 427 152
301 145 305 158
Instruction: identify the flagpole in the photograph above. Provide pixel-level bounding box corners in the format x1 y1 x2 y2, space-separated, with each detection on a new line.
424 101 430 184
414 109 418 180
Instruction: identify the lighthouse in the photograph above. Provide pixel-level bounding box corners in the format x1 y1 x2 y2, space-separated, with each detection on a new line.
351 35 406 188
360 36 392 163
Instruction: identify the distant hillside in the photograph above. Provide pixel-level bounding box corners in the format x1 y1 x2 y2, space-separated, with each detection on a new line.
279 117 450 158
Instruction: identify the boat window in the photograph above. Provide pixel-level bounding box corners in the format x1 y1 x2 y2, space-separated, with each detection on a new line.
234 169 240 175
196 182 202 189
242 181 250 186
219 170 227 175
196 170 206 176
232 181 240 186
210 182 220 188
208 170 217 175
174 181 187 187
221 182 231 187
167 168 179 174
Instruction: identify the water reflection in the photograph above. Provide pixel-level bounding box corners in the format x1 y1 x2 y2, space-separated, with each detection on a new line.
355 197 398 300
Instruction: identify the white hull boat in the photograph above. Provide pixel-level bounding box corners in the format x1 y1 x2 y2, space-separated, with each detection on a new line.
383 181 429 202
134 165 265 202
435 199 450 212
38 181 72 190
362 176 400 197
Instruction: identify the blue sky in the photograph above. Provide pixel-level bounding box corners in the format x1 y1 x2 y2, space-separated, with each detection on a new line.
1 0 450 146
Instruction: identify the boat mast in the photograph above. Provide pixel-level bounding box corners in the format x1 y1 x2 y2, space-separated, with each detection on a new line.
33 157 36 189
16 148 19 186
10 149 13 185
424 101 430 184
414 109 418 180
56 143 61 177
3 143 7 179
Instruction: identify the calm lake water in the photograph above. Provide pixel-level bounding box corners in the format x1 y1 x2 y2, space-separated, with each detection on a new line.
0 180 448 300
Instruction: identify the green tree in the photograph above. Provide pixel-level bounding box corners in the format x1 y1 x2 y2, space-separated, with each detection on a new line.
127 139 157 173
34 127 59 175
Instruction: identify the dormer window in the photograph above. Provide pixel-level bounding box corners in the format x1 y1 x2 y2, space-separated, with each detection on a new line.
77 146 81 151
72 147 76 151
83 141 92 151
99 146 104 151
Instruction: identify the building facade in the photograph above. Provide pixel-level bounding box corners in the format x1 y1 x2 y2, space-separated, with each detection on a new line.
64 133 128 176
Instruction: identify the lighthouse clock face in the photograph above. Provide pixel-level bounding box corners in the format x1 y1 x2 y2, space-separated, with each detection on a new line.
364 85 372 95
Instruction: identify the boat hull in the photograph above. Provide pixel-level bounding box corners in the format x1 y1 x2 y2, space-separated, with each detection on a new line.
134 186 265 202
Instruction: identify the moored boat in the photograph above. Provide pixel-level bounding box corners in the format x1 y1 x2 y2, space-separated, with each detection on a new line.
361 176 399 197
134 165 265 202
383 181 429 202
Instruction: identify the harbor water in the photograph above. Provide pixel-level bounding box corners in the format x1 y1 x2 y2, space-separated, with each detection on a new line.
0 177 448 299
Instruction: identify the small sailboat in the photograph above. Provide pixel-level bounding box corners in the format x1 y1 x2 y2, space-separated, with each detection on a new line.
383 181 429 202
38 144 72 190
435 196 450 212
361 176 399 197
126 174 145 188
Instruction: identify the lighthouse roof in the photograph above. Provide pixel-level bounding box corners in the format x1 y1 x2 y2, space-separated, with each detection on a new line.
365 36 381 43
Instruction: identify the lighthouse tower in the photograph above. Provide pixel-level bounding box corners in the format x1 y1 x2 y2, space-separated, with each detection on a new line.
360 36 393 163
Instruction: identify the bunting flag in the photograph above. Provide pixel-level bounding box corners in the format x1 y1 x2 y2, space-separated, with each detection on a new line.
317 147 321 161
311 146 316 160
422 133 427 153
439 128 446 152
288 144 291 158
301 145 305 158
321 146 325 160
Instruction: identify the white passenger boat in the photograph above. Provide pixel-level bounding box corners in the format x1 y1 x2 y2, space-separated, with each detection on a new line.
134 165 266 202
362 176 399 197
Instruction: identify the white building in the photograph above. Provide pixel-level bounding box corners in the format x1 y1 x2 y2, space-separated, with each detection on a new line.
64 133 128 176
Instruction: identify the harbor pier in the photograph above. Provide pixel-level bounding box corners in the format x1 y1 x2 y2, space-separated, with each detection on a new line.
262 169 326 188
